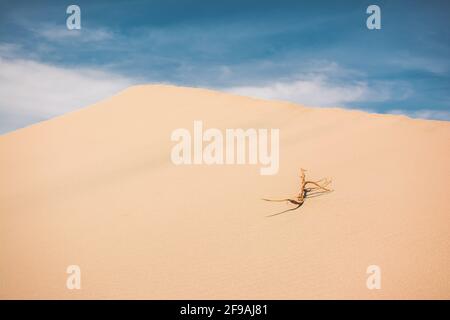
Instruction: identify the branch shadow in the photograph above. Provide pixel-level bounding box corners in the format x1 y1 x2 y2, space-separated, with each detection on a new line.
264 189 332 218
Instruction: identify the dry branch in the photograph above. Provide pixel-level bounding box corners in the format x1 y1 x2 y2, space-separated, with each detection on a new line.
262 168 333 217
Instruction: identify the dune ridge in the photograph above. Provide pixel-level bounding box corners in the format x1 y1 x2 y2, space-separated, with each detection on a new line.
1 85 449 299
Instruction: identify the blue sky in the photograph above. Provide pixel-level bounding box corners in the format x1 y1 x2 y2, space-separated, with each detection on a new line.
0 0 449 133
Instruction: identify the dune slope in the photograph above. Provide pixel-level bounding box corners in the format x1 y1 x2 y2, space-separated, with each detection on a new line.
1 85 449 299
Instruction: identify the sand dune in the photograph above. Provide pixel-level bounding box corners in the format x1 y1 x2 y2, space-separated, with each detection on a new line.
1 85 449 299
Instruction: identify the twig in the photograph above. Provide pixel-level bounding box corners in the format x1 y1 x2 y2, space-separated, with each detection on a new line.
263 168 333 217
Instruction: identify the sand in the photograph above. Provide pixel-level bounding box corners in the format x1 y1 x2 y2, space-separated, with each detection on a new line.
0 85 449 299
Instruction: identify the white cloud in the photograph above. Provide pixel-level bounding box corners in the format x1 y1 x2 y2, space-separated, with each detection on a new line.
1 52 446 135
225 75 395 107
0 56 136 134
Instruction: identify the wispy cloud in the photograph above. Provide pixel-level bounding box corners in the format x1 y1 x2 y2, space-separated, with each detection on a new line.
33 24 114 42
0 43 21 58
389 54 450 75
224 63 411 108
226 77 371 107
388 109 450 121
